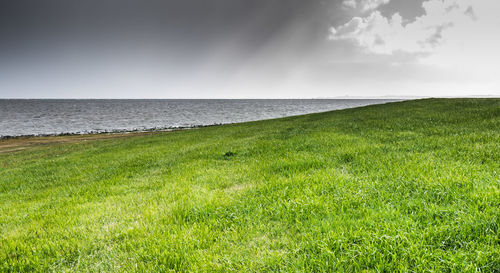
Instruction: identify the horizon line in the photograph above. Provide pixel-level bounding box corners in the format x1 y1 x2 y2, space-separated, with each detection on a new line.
1 95 499 100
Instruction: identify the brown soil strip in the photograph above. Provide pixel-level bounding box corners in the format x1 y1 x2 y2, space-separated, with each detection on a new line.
0 131 168 154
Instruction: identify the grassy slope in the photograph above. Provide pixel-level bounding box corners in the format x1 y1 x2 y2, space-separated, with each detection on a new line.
0 99 499 272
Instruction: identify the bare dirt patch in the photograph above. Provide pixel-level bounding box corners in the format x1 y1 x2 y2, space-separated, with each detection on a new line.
0 132 165 154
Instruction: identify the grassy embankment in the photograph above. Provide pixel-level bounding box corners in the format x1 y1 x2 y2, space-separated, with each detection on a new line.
0 99 499 272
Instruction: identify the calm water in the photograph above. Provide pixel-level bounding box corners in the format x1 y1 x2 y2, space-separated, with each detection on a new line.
0 99 397 137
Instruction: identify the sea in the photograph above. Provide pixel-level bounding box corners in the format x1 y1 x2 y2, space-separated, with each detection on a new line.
0 99 398 137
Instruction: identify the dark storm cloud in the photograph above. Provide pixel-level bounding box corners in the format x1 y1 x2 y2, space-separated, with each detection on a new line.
0 0 343 87
0 0 332 54
0 0 345 98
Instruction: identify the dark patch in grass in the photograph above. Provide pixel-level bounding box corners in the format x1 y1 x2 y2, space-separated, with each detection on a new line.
339 153 355 163
223 151 235 159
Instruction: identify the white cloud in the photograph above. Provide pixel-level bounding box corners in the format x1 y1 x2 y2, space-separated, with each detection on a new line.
342 0 357 9
331 0 500 94
342 0 391 12
331 0 500 56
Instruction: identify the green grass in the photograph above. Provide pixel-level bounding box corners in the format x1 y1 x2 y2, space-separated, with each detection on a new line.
0 98 499 272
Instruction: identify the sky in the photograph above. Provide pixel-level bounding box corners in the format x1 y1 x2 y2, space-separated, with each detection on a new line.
0 0 498 98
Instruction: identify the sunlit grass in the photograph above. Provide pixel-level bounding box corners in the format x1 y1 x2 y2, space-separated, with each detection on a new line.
1 98 499 272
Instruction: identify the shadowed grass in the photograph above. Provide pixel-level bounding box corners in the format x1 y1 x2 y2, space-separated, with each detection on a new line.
0 98 499 272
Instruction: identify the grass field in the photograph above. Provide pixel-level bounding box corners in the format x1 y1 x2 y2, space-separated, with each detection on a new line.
0 98 499 272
